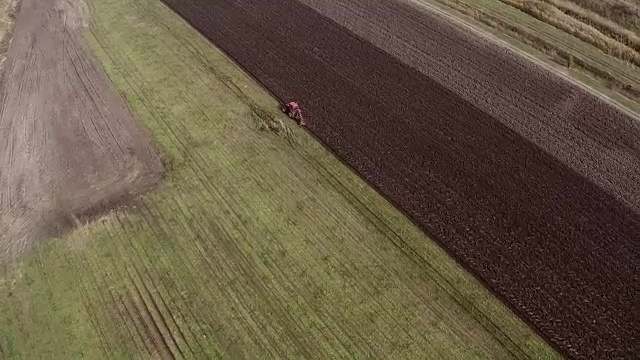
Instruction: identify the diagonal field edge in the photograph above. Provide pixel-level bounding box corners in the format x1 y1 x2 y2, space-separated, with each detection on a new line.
159 0 640 358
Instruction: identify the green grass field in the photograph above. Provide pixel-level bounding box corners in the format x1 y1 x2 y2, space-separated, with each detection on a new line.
0 0 560 358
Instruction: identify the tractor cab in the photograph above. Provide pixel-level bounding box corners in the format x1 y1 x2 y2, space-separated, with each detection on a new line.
284 101 305 126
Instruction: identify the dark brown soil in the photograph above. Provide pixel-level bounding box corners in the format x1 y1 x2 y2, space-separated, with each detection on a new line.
0 0 163 259
161 0 640 358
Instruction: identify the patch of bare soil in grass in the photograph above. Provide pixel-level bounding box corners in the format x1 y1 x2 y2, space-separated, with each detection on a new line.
0 0 163 260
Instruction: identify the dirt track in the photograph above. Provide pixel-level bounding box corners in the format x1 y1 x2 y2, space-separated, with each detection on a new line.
161 0 639 358
0 0 163 259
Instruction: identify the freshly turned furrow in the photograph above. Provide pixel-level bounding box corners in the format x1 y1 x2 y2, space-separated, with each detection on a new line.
160 0 640 358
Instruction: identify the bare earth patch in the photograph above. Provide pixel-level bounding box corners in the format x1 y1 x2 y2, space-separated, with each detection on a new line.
0 0 163 260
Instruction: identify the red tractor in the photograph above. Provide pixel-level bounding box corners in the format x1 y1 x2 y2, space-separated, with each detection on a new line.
283 101 305 126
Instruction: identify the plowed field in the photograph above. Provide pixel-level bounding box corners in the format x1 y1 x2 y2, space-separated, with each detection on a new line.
0 0 163 259
161 0 640 358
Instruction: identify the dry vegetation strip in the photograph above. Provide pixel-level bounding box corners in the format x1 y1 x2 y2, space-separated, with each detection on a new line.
424 0 640 104
477 3 640 99
498 0 640 66
541 0 640 51
569 0 640 32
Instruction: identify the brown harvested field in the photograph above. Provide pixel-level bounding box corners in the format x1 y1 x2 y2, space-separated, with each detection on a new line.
0 0 163 259
161 0 639 358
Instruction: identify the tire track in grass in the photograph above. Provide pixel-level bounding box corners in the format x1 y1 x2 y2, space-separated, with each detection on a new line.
139 197 262 358
107 211 201 359
181 156 368 356
124 267 178 359
130 262 190 359
149 136 360 358
211 198 369 356
114 213 202 358
83 222 153 357
141 198 276 357
96 232 163 358
136 202 229 358
110 217 186 359
64 234 114 359
161 177 320 357
131 206 220 359
149 155 286 358
171 152 465 355
122 270 174 358
121 290 165 358
96 219 173 358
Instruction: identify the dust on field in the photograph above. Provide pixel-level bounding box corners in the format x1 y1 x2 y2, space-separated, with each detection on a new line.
0 0 163 260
